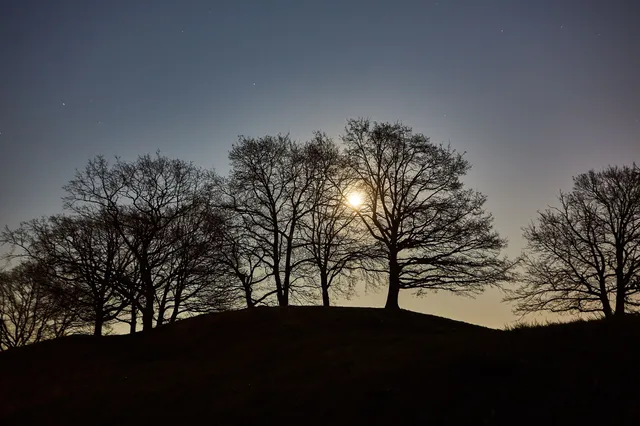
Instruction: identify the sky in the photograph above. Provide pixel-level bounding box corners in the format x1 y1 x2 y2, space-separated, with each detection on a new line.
1 0 639 328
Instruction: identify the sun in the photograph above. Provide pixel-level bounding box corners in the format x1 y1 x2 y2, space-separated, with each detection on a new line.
347 192 364 209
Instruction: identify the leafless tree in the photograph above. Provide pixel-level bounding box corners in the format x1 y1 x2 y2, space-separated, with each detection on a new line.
225 135 318 306
217 208 273 308
298 133 372 306
506 164 640 319
0 262 77 350
62 152 229 331
1 212 134 336
342 119 514 309
154 199 232 322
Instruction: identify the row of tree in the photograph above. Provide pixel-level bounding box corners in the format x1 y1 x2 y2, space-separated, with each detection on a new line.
2 118 638 349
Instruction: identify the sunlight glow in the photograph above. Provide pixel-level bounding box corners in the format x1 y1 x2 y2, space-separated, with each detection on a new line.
347 192 364 209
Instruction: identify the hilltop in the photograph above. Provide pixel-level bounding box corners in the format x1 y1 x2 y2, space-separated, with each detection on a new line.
1 307 639 425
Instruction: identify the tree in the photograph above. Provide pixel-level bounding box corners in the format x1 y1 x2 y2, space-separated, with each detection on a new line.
217 208 273 309
155 198 232 321
225 135 318 306
298 133 370 306
342 119 513 309
63 152 228 331
1 212 134 336
0 262 77 350
506 164 640 319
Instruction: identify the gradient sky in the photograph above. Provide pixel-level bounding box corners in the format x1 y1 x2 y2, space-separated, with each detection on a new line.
1 0 639 328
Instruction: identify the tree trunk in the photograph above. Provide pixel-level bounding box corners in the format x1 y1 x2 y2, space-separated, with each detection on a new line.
601 297 613 319
614 291 626 319
93 318 103 336
243 278 254 308
385 254 400 309
142 305 154 331
130 305 137 334
140 264 155 331
277 271 289 307
614 272 626 318
169 300 181 323
142 284 155 331
273 267 286 307
276 283 286 306
156 303 166 327
93 304 103 336
321 274 330 307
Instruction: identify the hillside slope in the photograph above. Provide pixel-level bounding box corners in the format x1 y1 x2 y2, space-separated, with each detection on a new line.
1 307 639 425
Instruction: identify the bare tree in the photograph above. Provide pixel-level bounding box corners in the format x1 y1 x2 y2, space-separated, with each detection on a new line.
298 133 371 306
506 164 640 319
62 153 227 331
217 208 273 309
225 135 318 306
342 119 513 309
154 198 232 323
0 262 76 350
1 213 133 336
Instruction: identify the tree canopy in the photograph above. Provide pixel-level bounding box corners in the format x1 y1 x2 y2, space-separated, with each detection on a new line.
506 164 640 318
342 119 513 309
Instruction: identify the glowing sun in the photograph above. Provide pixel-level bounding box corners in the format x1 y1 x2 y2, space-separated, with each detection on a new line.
347 192 364 208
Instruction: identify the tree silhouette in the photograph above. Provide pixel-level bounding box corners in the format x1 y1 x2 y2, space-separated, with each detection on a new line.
298 133 371 306
0 262 76 350
1 212 132 336
217 208 273 308
506 164 640 318
225 135 318 306
62 153 228 331
342 119 513 309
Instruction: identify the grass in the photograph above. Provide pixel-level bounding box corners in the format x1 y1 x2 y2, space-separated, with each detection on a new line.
1 306 639 425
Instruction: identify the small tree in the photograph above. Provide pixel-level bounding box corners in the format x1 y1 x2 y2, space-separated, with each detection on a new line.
225 135 317 306
298 133 370 306
343 119 513 309
506 164 640 319
217 208 273 309
1 213 133 336
0 262 76 350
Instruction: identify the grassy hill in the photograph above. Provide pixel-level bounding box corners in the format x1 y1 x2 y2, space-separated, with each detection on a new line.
1 306 639 425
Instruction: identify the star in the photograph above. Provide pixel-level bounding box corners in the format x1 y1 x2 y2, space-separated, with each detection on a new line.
62 102 66 106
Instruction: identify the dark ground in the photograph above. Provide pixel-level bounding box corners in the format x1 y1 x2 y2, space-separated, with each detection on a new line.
1 306 639 425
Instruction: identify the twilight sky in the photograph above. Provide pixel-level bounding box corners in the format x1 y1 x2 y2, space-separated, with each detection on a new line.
1 0 639 327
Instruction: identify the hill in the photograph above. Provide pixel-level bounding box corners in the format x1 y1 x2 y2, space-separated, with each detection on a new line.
1 306 639 425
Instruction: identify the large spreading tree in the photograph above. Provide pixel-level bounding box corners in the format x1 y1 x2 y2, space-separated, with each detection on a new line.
342 118 513 309
506 164 640 318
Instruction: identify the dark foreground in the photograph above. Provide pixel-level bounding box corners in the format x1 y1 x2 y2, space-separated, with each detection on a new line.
1 306 639 425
